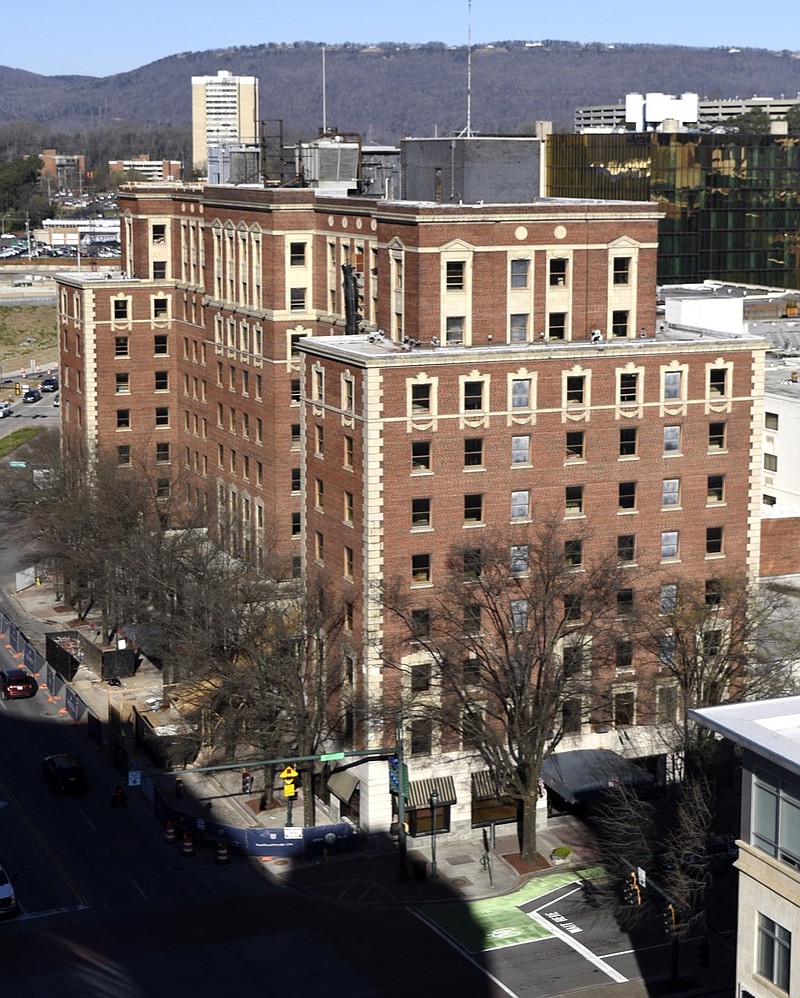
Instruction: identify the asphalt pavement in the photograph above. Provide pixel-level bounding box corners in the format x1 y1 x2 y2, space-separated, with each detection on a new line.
2 573 733 997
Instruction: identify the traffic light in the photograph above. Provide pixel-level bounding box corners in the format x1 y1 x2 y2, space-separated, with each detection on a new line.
242 770 253 794
280 765 299 798
664 903 678 933
622 871 641 905
388 756 400 794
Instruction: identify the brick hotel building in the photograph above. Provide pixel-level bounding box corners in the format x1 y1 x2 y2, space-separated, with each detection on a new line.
55 186 765 835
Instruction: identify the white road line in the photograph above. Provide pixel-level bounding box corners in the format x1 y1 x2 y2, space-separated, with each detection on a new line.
531 894 629 984
81 809 97 832
130 879 149 900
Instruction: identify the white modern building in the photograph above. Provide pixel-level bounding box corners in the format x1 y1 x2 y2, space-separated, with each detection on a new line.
690 697 800 998
191 70 259 173
575 94 800 134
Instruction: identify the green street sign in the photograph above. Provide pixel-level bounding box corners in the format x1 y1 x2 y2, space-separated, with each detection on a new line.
319 752 346 762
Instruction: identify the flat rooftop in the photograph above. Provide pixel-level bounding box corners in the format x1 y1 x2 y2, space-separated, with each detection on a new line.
690 697 800 776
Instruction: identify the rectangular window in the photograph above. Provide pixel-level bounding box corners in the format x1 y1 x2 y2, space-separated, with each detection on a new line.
412 440 431 472
411 662 432 693
509 313 528 342
289 467 301 493
709 368 727 397
659 634 676 668
116 409 130 429
114 336 129 357
344 436 354 469
155 371 169 391
314 369 324 401
619 372 638 403
464 438 484 467
563 643 583 675
291 512 301 536
566 431 585 461
464 493 484 524
511 435 530 465
464 381 484 411
410 718 432 755
315 531 324 563
510 258 529 288
463 603 482 635
289 242 306 266
566 375 585 405
315 425 324 456
548 312 567 340
564 539 583 567
153 297 168 319
549 258 568 286
154 334 168 355
511 490 530 520
765 453 778 473
446 260 465 290
290 288 306 311
113 299 128 320
115 373 130 394
662 478 680 507
708 421 726 451
410 609 430 639
664 371 682 400
618 481 637 510
657 686 678 724
511 599 529 631
614 691 635 727
611 310 629 338
766 411 779 431
707 474 725 504
344 491 354 524
510 544 529 574
463 548 482 580
613 257 631 285
412 554 431 584
706 526 723 555
511 378 531 409
117 444 131 466
563 698 582 734
155 406 169 427
446 316 464 344
291 378 301 404
663 425 681 454
411 383 431 413
618 534 636 563
616 588 634 618
152 223 166 244
660 584 677 613
155 442 170 464
344 546 354 580
412 498 431 528
564 594 582 622
757 914 791 992
291 424 301 449
565 485 584 516
705 579 722 606
619 427 638 457
616 639 633 671
661 531 679 560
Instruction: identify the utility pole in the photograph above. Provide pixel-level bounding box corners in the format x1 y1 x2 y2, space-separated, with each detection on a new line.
395 711 408 880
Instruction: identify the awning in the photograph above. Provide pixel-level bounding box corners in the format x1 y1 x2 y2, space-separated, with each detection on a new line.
472 770 504 801
406 775 457 810
327 769 359 804
541 749 653 806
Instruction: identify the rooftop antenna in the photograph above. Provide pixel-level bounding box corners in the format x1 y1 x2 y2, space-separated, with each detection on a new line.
459 0 474 137
322 45 327 134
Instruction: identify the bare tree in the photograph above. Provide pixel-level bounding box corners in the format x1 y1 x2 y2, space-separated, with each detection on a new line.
377 521 624 862
633 573 800 773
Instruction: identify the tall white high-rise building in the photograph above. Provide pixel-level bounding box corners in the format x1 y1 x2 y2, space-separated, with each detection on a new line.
191 70 259 173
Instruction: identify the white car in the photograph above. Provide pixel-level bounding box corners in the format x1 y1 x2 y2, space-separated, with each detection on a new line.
0 401 13 418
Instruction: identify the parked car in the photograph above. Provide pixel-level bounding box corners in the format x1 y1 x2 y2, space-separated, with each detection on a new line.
22 389 42 403
0 862 18 919
43 753 87 793
0 668 38 700
40 377 58 393
0 401 12 418
52 394 60 407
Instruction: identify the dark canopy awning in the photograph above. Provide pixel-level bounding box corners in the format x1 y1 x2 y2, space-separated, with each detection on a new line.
541 749 653 805
406 776 457 810
327 769 359 804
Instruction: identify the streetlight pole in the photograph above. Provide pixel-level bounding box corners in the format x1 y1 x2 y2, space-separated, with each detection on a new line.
429 789 439 879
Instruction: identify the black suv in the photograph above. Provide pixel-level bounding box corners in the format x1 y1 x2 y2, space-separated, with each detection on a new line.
43 753 87 793
40 377 59 393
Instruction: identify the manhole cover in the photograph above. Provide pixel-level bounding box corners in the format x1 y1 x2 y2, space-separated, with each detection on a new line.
271 859 290 867
450 877 472 887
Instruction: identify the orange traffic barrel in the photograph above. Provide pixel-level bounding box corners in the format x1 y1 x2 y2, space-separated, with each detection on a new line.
164 821 176 844
216 841 230 864
181 833 195 857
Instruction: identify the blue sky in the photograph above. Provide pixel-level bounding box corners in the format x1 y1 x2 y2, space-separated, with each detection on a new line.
3 0 799 77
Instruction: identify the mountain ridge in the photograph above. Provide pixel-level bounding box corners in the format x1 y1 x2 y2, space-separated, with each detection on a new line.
1 40 799 144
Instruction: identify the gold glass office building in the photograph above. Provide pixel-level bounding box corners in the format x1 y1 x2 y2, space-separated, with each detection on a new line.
547 133 800 289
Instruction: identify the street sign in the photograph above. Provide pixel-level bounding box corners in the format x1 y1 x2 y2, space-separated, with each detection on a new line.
279 765 298 780
320 752 345 762
128 770 142 787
